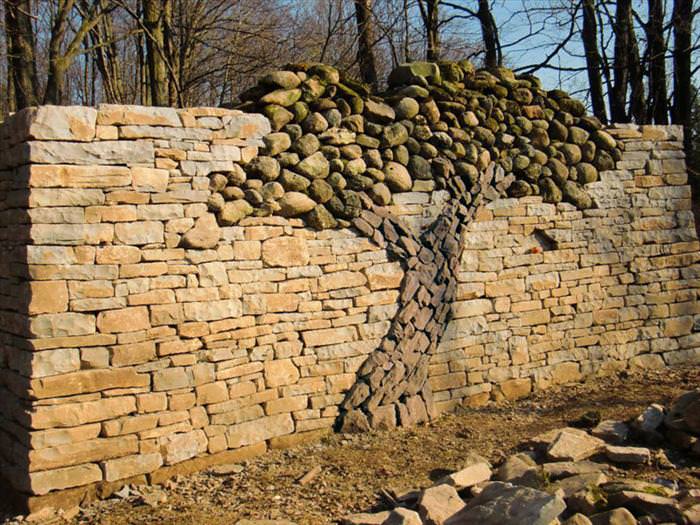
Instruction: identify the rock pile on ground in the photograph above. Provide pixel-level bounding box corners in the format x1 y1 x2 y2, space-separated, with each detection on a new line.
207 61 624 228
337 389 700 525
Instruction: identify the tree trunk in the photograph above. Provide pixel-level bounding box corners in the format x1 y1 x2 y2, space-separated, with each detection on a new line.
671 0 693 136
477 0 501 69
581 0 607 122
143 0 169 106
647 0 668 124
628 20 646 123
354 0 379 89
418 0 440 61
610 0 632 123
4 0 39 109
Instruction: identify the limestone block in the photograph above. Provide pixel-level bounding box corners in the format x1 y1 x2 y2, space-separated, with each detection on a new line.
30 223 114 246
132 167 169 192
30 368 150 398
27 463 103 496
364 262 404 291
27 348 81 378
226 413 294 448
97 306 151 333
102 452 164 482
28 140 154 165
23 106 97 141
264 359 300 388
28 165 131 188
151 366 190 391
302 326 358 347
183 300 242 322
30 312 96 338
181 214 221 250
97 104 182 126
31 397 136 429
114 221 164 245
28 435 138 471
261 237 310 267
28 281 69 314
161 429 207 464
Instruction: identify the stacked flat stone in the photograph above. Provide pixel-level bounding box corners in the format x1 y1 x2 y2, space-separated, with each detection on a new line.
206 61 623 429
206 61 623 228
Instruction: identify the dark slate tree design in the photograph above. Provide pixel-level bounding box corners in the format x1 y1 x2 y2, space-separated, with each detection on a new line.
206 60 623 430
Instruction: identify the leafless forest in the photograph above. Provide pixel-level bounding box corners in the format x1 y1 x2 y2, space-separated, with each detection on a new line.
1 1 698 145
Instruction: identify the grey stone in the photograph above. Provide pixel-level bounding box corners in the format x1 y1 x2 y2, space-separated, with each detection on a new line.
445 482 566 525
418 484 465 525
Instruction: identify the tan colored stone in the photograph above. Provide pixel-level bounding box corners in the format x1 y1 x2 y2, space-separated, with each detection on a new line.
319 271 367 292
29 436 137 471
261 237 309 267
97 104 181 126
25 106 97 141
30 313 96 338
102 453 164 482
226 413 294 448
114 221 164 245
364 262 403 290
28 281 69 315
30 368 149 398
31 397 136 429
181 214 221 250
132 167 169 192
28 165 131 188
97 307 151 333
302 326 358 347
264 359 300 388
28 464 102 496
162 430 208 465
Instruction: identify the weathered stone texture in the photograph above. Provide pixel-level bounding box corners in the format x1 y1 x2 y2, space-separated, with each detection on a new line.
0 105 697 514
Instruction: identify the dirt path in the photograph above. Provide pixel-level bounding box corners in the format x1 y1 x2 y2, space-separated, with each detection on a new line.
5 366 699 524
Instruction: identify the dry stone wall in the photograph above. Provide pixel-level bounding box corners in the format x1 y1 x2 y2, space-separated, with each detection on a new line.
0 103 697 513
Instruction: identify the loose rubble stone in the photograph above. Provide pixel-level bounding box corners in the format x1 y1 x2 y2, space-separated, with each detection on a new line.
445 482 566 525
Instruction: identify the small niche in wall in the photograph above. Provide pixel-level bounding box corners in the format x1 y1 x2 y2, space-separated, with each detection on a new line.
533 229 558 252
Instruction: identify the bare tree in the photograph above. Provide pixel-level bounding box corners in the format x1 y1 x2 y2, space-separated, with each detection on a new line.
671 0 695 134
581 0 607 122
142 0 169 106
417 0 440 61
5 0 39 108
354 0 379 88
647 0 669 124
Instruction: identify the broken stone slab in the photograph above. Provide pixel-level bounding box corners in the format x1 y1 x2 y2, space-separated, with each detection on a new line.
444 482 566 525
418 484 465 525
548 472 609 498
606 490 685 523
543 428 606 462
341 512 391 525
542 461 611 481
589 508 638 525
592 420 630 444
495 453 543 488
436 453 492 490
26 105 98 142
566 486 609 516
602 480 676 499
604 445 651 465
383 508 422 525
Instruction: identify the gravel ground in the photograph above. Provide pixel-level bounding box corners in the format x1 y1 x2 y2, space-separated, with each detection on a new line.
3 365 698 524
